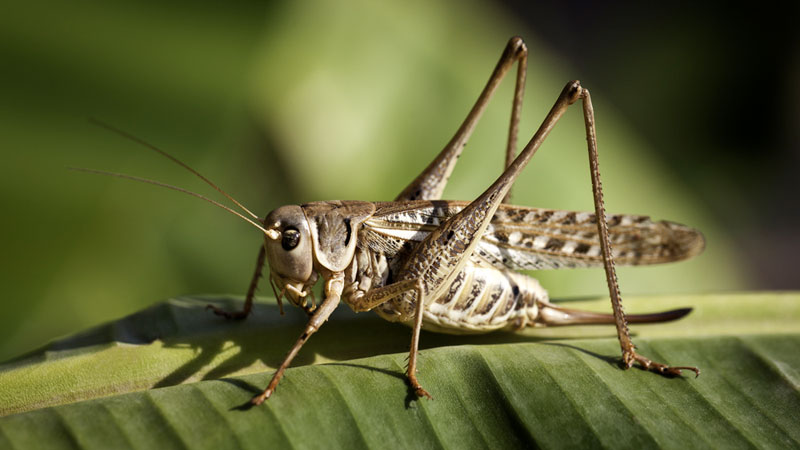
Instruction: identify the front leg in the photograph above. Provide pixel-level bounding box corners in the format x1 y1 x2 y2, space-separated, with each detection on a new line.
251 272 344 405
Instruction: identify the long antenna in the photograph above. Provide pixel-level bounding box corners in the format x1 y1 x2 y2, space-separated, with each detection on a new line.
69 167 270 235
89 118 260 220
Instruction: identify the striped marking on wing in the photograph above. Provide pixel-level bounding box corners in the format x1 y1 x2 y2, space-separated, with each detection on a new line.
363 201 705 270
478 206 705 270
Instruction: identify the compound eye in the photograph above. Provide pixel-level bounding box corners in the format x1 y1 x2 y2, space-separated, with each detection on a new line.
281 227 301 251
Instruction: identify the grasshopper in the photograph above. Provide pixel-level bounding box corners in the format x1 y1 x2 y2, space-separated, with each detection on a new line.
84 37 704 406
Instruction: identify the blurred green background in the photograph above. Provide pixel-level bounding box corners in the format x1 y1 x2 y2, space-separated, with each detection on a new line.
1 1 796 362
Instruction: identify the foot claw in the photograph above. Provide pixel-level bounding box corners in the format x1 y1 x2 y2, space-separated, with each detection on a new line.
671 366 701 378
414 386 433 400
407 374 433 400
625 351 700 378
250 389 272 406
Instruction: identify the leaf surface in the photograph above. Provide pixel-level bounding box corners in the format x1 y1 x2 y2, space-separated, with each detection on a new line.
1 293 799 449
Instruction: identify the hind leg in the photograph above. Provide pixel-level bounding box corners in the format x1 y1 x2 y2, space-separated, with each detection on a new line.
396 37 527 202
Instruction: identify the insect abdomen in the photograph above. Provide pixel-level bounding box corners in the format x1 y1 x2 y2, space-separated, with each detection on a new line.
419 267 549 334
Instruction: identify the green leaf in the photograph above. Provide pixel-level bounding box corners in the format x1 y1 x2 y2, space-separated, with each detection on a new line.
1 293 799 449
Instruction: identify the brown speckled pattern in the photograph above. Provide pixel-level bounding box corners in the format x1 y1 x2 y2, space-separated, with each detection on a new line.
340 200 703 334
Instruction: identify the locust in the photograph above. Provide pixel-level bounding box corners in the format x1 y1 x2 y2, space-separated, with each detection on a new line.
82 36 705 406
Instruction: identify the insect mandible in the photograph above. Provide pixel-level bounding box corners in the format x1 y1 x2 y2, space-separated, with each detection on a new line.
82 36 705 406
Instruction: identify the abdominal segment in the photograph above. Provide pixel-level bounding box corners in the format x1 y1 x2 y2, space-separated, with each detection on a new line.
374 265 550 335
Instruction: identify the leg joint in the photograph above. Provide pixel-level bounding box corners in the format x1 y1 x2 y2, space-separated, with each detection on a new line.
507 36 528 60
563 80 583 104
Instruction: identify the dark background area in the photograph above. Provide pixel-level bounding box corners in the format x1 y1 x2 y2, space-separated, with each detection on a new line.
503 1 800 288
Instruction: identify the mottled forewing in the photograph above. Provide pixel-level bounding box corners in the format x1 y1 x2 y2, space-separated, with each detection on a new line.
360 201 457 264
363 201 705 271
478 206 705 270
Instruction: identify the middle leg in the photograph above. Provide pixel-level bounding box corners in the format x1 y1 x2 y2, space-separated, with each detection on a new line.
348 278 429 397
